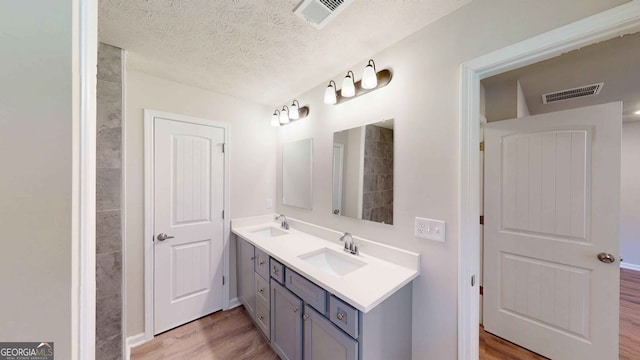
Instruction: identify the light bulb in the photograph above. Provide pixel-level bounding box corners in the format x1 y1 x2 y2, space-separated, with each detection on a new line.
279 106 290 124
271 110 280 127
324 80 337 105
290 100 300 120
361 59 377 89
341 71 355 97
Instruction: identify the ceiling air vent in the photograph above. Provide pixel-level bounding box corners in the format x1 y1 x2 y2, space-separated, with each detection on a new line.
542 82 604 104
293 0 354 29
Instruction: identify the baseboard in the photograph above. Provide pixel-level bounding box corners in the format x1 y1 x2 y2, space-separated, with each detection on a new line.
227 297 242 309
621 262 640 272
125 333 147 360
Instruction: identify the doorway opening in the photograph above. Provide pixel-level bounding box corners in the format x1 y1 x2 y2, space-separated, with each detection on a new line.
457 2 640 359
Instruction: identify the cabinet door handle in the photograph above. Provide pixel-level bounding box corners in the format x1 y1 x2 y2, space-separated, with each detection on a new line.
250 256 256 260
272 267 279 275
259 288 264 294
303 314 309 321
293 306 299 313
336 312 345 321
259 315 264 321
259 260 265 266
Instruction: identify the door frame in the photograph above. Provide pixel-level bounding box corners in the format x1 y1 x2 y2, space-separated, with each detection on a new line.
143 109 231 340
457 2 640 359
332 143 344 215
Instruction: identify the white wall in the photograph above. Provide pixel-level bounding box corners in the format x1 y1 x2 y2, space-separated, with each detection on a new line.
274 0 627 358
621 121 640 268
0 2 79 359
125 71 276 336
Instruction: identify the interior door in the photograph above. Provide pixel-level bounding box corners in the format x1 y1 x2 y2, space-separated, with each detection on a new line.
483 102 621 359
153 117 225 334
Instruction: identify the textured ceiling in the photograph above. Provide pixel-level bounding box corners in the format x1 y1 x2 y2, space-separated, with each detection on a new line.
99 0 471 106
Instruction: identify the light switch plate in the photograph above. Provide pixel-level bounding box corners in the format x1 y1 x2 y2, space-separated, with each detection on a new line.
266 198 273 209
415 217 446 242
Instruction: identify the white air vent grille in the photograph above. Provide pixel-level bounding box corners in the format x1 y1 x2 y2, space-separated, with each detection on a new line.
294 0 353 29
542 83 604 104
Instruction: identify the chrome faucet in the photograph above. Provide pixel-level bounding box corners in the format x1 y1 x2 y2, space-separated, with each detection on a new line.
275 214 290 230
340 232 359 255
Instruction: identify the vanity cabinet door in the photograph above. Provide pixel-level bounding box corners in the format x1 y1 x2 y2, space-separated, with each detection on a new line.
271 280 303 360
303 304 358 360
237 236 256 318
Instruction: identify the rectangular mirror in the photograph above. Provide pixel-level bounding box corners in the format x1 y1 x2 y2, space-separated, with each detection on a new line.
332 120 394 224
282 138 313 209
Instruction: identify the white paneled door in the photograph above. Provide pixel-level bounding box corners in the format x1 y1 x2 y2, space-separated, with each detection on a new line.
153 117 225 334
484 102 621 360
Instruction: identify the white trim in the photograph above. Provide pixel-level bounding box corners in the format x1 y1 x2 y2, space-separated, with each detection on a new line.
120 48 128 358
75 0 98 358
228 297 242 309
458 2 640 359
621 262 640 272
125 333 147 360
143 109 231 340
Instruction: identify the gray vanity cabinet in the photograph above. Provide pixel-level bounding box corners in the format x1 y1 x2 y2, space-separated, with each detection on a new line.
303 304 358 360
237 237 256 318
271 280 303 360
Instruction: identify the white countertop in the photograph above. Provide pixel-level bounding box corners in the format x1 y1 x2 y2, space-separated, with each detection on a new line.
232 217 420 313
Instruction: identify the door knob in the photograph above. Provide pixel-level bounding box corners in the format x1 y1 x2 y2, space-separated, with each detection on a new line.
597 252 615 263
156 233 174 241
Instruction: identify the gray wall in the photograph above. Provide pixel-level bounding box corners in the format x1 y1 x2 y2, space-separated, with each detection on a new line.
96 43 123 360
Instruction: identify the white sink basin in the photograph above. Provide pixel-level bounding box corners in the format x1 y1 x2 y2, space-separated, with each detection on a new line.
250 226 289 238
299 248 366 277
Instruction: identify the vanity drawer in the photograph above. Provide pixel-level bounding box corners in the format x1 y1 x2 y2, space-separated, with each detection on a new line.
329 295 359 339
255 247 270 281
256 273 270 305
270 258 285 284
255 300 271 340
285 268 327 314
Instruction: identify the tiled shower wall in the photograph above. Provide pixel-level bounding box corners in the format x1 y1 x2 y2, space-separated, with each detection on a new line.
362 125 394 224
96 43 123 360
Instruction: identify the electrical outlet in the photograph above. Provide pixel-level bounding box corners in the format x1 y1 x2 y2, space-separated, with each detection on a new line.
415 217 446 242
266 198 273 209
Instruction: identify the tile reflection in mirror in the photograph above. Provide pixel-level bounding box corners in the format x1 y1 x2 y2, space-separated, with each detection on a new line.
332 120 393 224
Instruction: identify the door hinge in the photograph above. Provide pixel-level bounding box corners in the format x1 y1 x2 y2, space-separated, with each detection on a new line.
479 141 485 151
471 275 476 287
222 143 226 153
222 276 225 285
479 215 484 225
222 210 225 219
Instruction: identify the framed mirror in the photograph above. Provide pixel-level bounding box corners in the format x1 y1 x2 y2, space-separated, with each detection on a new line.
282 138 313 209
332 120 394 224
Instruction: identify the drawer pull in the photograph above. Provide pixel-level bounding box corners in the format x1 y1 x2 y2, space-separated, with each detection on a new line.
259 315 264 321
303 314 309 321
336 312 345 321
272 267 279 275
259 260 265 266
250 256 256 260
293 306 299 313
259 288 264 294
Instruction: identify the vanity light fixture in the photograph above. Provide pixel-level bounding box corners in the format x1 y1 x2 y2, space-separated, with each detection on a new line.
635 110 640 115
271 110 281 127
324 80 337 105
270 100 310 127
279 105 290 124
341 71 356 97
322 59 392 105
361 59 377 89
290 100 300 120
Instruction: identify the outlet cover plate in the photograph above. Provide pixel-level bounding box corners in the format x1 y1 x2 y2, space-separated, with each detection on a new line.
415 217 446 242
